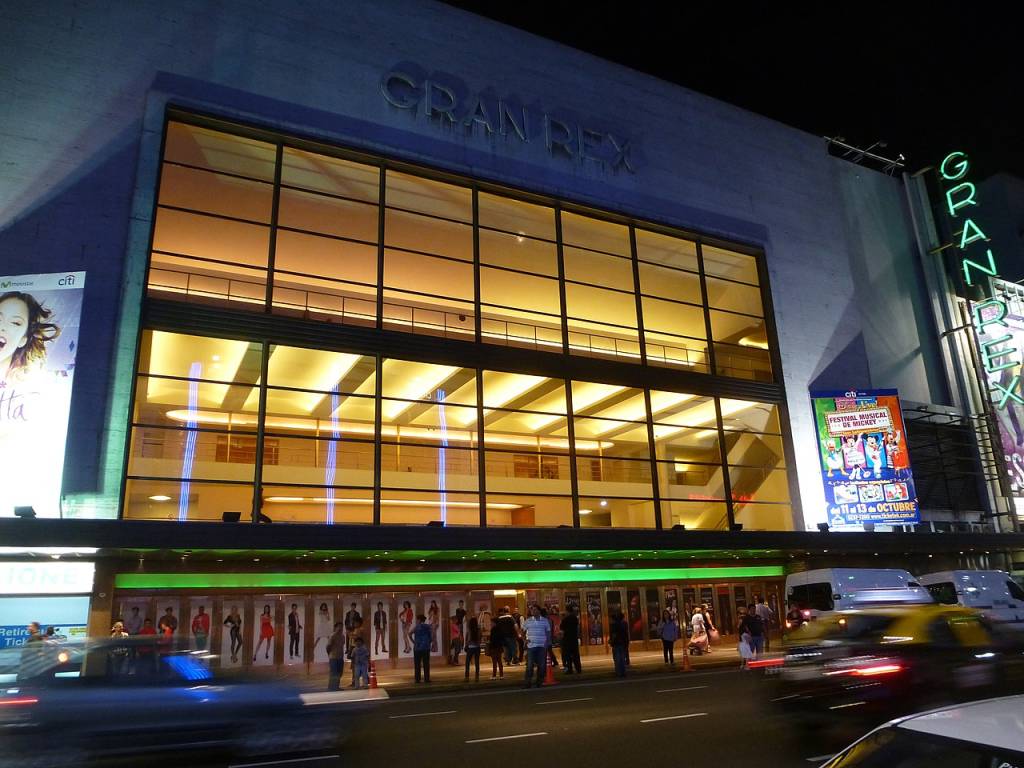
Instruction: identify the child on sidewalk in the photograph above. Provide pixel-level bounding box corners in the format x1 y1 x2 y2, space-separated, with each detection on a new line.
350 636 370 689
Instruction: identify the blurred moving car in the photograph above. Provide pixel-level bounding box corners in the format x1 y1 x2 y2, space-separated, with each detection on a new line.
819 695 1024 766
786 568 930 623
771 604 1024 726
919 569 1024 626
1 637 345 767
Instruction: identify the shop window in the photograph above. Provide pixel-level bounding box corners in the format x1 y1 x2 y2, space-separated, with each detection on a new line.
578 497 656 529
485 494 572 527
215 435 271 464
123 478 254 522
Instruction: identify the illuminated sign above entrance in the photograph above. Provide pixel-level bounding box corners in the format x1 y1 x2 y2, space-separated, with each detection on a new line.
380 68 635 174
938 151 1023 410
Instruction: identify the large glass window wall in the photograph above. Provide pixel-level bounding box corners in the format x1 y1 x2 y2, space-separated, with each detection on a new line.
124 330 792 530
147 120 774 382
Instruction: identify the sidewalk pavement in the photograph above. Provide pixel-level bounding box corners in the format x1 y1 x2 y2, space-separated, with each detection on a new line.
299 643 777 697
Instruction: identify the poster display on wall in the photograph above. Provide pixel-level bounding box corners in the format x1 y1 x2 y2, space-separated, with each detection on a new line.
369 597 390 661
117 597 150 636
311 597 334 664
284 598 305 665
974 287 1024 500
0 595 90 649
341 596 364 654
0 272 85 518
155 599 181 640
188 597 212 651
221 599 245 667
396 595 416 659
585 591 603 646
811 389 919 526
252 598 277 666
423 594 443 656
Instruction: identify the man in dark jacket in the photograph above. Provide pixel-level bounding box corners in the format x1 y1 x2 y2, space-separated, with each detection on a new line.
412 614 433 683
560 605 581 674
496 607 518 666
327 622 346 691
737 604 765 658
609 612 629 677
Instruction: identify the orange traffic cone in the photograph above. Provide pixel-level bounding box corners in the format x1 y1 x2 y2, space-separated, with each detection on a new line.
544 659 558 686
681 650 692 672
369 661 378 689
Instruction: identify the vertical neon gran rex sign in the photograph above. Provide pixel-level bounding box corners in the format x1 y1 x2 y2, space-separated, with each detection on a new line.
940 151 1023 410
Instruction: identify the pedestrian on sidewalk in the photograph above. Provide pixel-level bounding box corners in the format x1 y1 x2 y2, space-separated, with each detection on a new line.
412 614 432 683
699 603 716 654
657 609 680 664
609 611 629 677
542 606 559 669
737 603 765 664
523 604 550 688
487 608 505 679
350 636 370 688
755 597 774 652
327 622 346 691
464 616 482 681
512 608 525 663
496 607 518 666
560 604 581 674
449 614 463 665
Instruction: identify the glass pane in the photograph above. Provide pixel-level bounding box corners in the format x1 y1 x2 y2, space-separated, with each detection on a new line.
271 280 376 325
137 331 262 381
263 391 375 436
127 426 256 482
714 342 773 381
710 309 766 344
281 148 379 203
724 431 786 468
564 283 637 327
728 466 791 503
653 428 722 464
661 500 728 530
267 346 375 393
159 164 273 222
381 401 479 443
705 276 763 317
650 393 718 428
560 211 630 256
480 267 561 316
385 208 472 261
380 444 478 490
720 401 780 434
274 231 377 287
123 479 253 522
563 247 634 291
635 229 698 270
576 457 653 498
381 359 475 404
262 436 374 487
638 262 702 304
485 494 572 527
152 209 270 268
484 451 571 494
484 411 574 454
573 418 649 458
702 244 759 285
379 490 479 526
644 335 710 373
642 297 707 340
262 486 373 524
479 228 558 276
579 497 656 529
386 171 471 223
148 256 266 307
734 502 793 531
657 460 726 501
381 294 476 338
480 310 563 352
480 371 559 411
384 249 473 299
478 192 554 241
165 122 276 182
133 377 260 430
279 188 378 242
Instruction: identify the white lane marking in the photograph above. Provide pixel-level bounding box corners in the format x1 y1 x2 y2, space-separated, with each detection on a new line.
640 712 708 724
388 709 457 719
301 689 390 706
466 732 548 744
806 755 835 763
534 697 594 705
828 701 866 710
655 685 708 693
229 755 339 768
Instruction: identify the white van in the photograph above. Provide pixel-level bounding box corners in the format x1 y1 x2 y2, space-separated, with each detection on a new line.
918 570 1024 626
785 568 931 620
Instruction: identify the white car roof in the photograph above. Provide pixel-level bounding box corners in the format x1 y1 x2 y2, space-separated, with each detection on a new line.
897 696 1024 752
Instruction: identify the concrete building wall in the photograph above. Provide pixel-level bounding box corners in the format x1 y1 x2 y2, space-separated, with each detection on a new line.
0 0 947 527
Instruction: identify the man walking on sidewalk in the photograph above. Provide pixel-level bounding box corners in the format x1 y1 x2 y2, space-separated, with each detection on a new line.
609 611 629 677
560 605 581 674
523 604 551 688
412 614 433 683
327 622 346 691
755 597 774 652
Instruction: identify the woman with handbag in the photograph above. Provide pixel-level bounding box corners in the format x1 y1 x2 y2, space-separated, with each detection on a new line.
700 603 717 654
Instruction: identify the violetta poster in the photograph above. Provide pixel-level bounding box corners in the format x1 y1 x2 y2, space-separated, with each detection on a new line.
811 389 919 526
0 272 85 518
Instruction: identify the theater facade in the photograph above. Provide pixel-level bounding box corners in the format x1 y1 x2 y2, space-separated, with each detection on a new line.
0 0 1020 668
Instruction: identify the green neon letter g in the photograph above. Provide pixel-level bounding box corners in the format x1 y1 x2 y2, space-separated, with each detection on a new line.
940 151 969 181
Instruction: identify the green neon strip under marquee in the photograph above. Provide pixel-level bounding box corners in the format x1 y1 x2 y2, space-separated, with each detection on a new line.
115 565 784 590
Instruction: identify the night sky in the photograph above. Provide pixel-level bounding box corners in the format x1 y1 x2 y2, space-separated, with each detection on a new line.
446 3 1021 179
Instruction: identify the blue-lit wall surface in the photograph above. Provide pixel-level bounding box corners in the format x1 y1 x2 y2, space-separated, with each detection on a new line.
0 0 946 527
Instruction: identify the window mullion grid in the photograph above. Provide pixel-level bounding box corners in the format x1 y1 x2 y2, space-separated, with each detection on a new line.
643 388 663 530
715 398 737 531
472 187 482 345
376 165 386 329
263 144 284 312
629 225 648 366
555 207 570 355
476 369 487 527
373 353 383 525
564 377 581 527
252 340 271 523
696 241 717 378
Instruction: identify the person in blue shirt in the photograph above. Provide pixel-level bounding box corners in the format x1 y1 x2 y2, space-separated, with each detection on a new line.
411 614 433 683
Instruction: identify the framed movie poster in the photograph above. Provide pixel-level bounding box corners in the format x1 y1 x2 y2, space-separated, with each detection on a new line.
284 598 305 666
117 597 150 636
368 596 391 661
154 599 180 641
423 593 443 657
396 595 416 659
341 595 365 653
220 598 245 667
252 598 278 666
585 591 603 646
311 597 335 664
188 597 213 651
